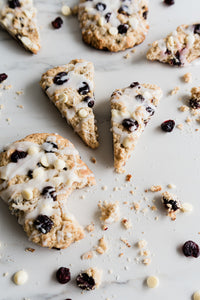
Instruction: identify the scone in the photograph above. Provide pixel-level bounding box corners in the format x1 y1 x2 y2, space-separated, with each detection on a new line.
0 133 96 249
40 59 99 149
78 0 149 52
0 0 40 54
147 23 200 67
110 82 163 173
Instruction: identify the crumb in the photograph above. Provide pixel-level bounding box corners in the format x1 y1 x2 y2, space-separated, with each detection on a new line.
185 117 192 123
143 257 151 265
179 105 189 112
96 236 108 254
129 190 134 195
113 187 118 192
3 84 12 90
167 184 176 189
133 202 140 211
0 104 4 110
102 225 108 231
183 72 192 83
119 253 124 257
150 185 162 192
98 201 120 224
121 238 131 248
80 194 85 199
81 251 94 260
155 216 159 221
131 49 136 53
85 223 95 232
3 272 9 277
6 118 11 123
151 205 157 211
126 174 132 182
140 249 151 257
17 105 24 109
25 247 35 253
170 86 180 95
177 124 183 130
16 90 23 96
137 240 147 249
71 5 78 15
101 185 108 191
121 218 132 229
91 157 96 164
123 53 130 59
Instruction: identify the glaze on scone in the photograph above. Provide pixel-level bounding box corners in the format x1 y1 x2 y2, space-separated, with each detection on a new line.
0 0 40 54
0 133 96 249
147 24 200 66
78 0 149 52
40 59 99 149
110 82 163 173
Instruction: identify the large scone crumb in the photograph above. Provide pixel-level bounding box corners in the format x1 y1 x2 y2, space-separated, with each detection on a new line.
121 218 132 229
150 185 162 192
85 223 95 232
170 86 180 95
96 236 108 254
162 191 181 220
76 267 102 290
183 72 192 83
189 87 200 110
98 201 120 224
137 240 147 249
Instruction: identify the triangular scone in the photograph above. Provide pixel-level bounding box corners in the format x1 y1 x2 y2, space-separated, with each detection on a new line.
0 0 40 54
111 82 163 173
0 133 96 249
147 23 200 66
40 59 99 149
78 0 149 52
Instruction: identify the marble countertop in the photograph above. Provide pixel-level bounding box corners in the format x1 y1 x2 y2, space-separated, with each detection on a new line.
1 0 200 299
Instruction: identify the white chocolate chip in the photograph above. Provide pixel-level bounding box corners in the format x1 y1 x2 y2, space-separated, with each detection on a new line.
109 27 118 36
28 146 39 155
167 184 176 189
78 108 88 118
98 17 105 27
122 137 132 148
193 291 200 300
181 203 193 213
129 17 138 29
138 240 147 249
52 177 63 187
54 159 65 170
33 168 44 179
13 270 28 285
58 92 68 103
61 5 71 16
22 188 33 200
40 155 49 168
146 276 159 288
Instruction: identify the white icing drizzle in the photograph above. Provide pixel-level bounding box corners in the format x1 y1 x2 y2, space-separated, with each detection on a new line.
79 0 148 32
111 84 163 145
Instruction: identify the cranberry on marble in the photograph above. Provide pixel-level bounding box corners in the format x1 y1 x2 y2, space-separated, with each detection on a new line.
56 267 71 284
161 120 175 132
11 150 27 163
164 0 175 5
76 273 95 290
0 73 8 83
34 215 54 234
52 17 63 29
182 241 200 258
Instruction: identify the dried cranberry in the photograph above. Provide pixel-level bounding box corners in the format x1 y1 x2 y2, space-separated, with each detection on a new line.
95 2 106 11
27 170 33 179
162 197 180 212
56 267 71 284
53 72 68 85
161 120 175 132
8 0 21 9
0 73 8 83
52 17 63 29
42 186 57 201
182 241 200 258
164 0 175 5
34 215 53 234
78 82 90 95
189 98 200 109
76 273 95 290
165 48 171 55
105 12 111 22
130 82 140 88
146 106 155 116
83 96 94 108
170 51 182 66
118 5 130 16
194 24 200 34
135 94 145 102
11 150 27 163
143 10 148 19
122 118 139 132
118 24 129 34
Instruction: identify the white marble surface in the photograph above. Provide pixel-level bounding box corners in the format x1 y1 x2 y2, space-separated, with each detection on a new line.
1 0 200 299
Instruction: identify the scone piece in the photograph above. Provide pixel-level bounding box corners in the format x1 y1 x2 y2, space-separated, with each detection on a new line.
162 191 181 220
189 87 200 109
111 82 163 173
78 0 149 52
76 267 102 290
0 0 40 54
98 201 120 224
147 23 200 67
40 59 99 149
0 133 96 249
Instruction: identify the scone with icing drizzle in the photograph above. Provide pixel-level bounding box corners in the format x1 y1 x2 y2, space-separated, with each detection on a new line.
111 82 163 173
78 0 149 52
40 59 99 149
147 24 200 67
0 0 40 54
0 133 96 249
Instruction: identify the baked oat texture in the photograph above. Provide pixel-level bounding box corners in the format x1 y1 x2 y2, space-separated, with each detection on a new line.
111 82 163 173
0 133 96 249
0 0 40 54
40 59 99 149
78 0 149 52
147 23 200 66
